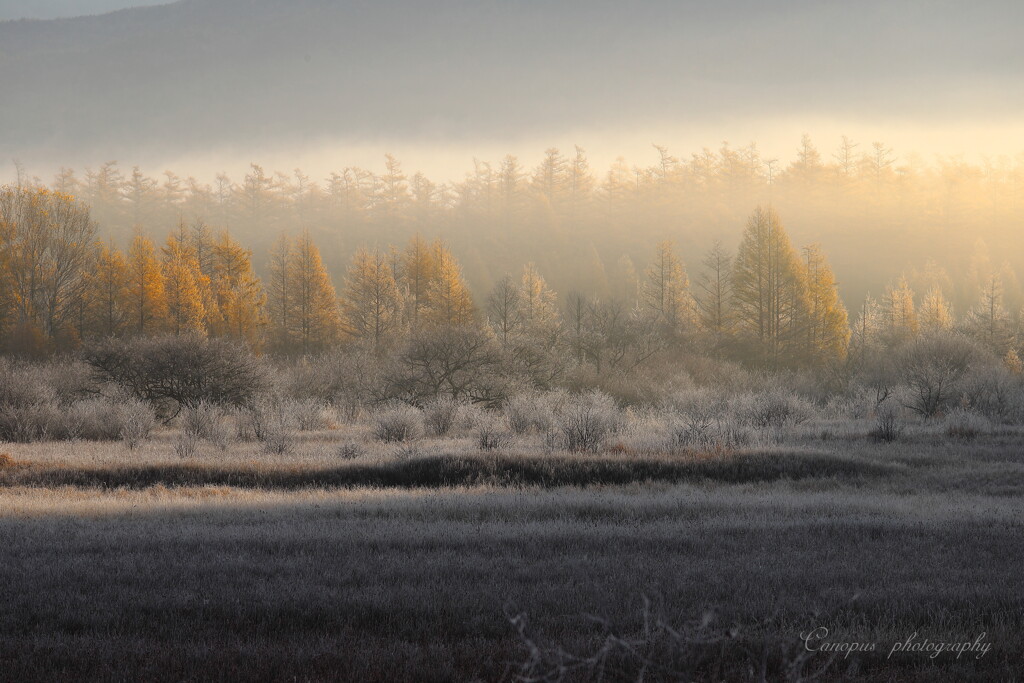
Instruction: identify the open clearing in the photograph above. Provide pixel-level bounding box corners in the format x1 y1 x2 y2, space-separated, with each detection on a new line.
1 431 1023 682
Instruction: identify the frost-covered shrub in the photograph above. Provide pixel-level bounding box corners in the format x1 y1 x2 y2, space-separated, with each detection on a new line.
505 391 561 435
944 408 991 441
475 413 512 451
373 403 422 443
120 399 156 450
423 396 461 437
961 365 1024 424
868 401 902 443
182 401 219 438
733 389 817 430
244 398 300 454
555 391 620 453
290 399 333 431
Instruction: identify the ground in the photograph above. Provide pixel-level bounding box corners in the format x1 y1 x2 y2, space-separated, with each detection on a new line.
1 427 1022 681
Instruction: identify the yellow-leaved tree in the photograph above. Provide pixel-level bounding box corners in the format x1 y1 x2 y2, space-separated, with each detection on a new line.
341 247 404 351
126 231 168 334
84 241 131 338
267 231 342 353
801 244 850 364
161 230 209 335
425 243 474 327
208 230 265 346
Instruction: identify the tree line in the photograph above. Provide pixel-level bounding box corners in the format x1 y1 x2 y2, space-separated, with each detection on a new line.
3 184 1020 379
11 137 1024 317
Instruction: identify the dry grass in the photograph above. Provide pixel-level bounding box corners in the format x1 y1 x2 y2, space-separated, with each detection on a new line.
1 425 1023 681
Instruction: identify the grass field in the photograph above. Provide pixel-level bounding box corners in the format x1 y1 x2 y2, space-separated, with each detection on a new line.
1 427 1023 681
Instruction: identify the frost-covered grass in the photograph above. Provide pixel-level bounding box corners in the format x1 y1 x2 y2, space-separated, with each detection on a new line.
2 419 1024 681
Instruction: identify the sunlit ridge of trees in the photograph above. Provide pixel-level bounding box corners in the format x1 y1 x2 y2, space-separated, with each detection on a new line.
2 185 1021 381
11 137 1024 319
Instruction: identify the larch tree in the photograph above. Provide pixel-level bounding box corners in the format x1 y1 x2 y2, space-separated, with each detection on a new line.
965 272 1014 354
731 206 811 367
341 247 404 352
518 263 559 335
883 276 918 343
425 245 474 327
919 285 953 333
161 231 207 335
642 240 693 338
209 230 265 345
696 240 734 352
291 230 343 353
401 234 438 329
0 187 97 349
267 233 297 352
126 232 168 335
801 244 850 364
85 242 131 338
486 275 522 347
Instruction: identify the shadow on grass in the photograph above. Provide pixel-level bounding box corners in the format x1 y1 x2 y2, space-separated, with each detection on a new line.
0 450 901 490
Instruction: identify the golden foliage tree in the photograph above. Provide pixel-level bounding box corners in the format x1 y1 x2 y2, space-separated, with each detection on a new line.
518 262 559 334
401 234 438 329
731 207 811 366
801 244 850 364
0 187 97 351
919 285 953 333
207 230 265 345
883 276 918 343
341 247 405 351
161 231 208 335
268 231 342 353
126 232 168 335
643 240 693 337
425 244 474 327
84 242 131 337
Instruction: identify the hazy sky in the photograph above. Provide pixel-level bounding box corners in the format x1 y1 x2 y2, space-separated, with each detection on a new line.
0 1 165 21
3 0 1023 182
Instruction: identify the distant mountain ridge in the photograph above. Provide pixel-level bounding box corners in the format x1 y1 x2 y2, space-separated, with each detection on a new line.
1 0 1021 162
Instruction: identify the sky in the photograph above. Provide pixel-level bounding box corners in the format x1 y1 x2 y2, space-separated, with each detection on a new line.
2 0 1023 182
0 1 165 20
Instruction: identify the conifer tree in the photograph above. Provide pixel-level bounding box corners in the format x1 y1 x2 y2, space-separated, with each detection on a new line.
802 244 850 363
883 276 918 343
209 230 265 345
85 242 131 337
266 233 297 352
126 232 167 334
642 240 693 337
401 234 437 329
696 241 734 352
341 247 404 351
292 230 343 353
425 245 474 327
732 207 811 366
161 231 207 335
919 285 953 333
518 263 559 334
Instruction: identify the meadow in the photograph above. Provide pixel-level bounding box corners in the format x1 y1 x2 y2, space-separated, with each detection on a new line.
2 413 1023 682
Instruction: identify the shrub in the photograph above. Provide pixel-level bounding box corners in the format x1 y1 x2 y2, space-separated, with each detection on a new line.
734 389 817 430
556 391 620 453
181 401 219 438
868 401 902 443
373 403 422 443
475 414 512 451
120 399 156 450
423 396 461 436
505 392 559 436
84 333 268 418
174 431 200 458
897 332 984 418
337 442 364 460
944 408 991 441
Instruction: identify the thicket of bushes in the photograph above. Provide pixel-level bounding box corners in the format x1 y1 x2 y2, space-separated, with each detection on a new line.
0 329 1022 451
